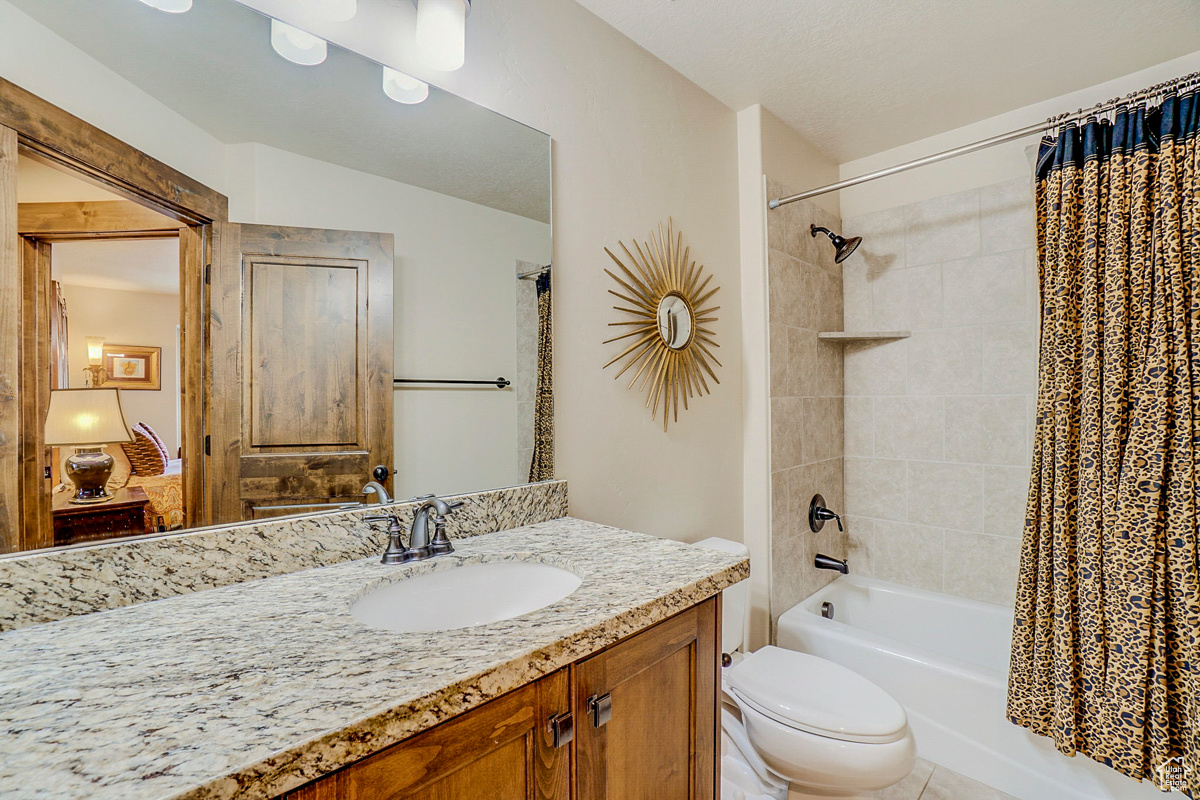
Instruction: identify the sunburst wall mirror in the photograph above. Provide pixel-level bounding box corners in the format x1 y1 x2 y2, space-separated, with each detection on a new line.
603 219 721 431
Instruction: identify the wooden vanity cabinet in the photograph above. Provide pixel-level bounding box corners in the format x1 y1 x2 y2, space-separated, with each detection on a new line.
283 598 719 800
573 597 719 800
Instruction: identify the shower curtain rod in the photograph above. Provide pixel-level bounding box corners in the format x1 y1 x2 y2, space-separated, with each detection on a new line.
768 69 1200 210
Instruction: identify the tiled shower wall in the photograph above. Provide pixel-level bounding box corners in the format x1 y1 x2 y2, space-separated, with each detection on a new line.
766 178 847 633
840 177 1038 606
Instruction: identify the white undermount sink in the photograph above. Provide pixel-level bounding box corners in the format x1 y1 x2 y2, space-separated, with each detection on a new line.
350 560 583 633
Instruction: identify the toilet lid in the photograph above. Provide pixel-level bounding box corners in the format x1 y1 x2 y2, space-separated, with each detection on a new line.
725 646 908 744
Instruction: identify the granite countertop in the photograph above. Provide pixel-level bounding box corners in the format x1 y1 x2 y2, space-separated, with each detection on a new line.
0 518 748 800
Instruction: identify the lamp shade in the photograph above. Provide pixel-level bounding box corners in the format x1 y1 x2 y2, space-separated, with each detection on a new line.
383 67 429 104
85 336 105 366
138 0 193 12
44 389 132 447
271 19 327 66
415 0 468 71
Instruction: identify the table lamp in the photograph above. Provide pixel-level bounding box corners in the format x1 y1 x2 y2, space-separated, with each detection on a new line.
44 388 133 504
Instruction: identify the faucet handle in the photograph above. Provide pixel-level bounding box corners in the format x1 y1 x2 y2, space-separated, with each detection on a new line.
446 498 465 510
362 514 395 524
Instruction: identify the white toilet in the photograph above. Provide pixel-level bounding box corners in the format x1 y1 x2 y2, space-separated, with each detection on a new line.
696 538 916 799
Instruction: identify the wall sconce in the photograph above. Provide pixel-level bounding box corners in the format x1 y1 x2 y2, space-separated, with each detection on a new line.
84 336 107 387
271 19 328 65
414 0 471 71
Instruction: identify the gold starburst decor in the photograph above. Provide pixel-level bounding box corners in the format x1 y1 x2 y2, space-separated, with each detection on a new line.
603 219 721 431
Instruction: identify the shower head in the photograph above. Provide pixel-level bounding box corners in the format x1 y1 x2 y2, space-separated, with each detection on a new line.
810 224 862 264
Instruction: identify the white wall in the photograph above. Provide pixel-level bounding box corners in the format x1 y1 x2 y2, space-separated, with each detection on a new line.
59 284 181 453
839 50 1200 219
238 0 745 544
226 143 550 498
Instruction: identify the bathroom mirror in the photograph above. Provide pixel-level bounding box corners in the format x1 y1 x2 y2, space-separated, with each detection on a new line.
656 294 695 350
0 0 551 554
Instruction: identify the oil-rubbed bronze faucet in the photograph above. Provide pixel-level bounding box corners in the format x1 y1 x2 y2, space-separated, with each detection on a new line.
366 495 465 565
407 495 465 559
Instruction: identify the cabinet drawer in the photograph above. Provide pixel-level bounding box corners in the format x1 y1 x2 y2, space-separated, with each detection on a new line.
286 668 570 800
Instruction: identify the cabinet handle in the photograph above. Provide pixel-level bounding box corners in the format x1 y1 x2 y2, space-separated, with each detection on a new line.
548 712 574 747
588 693 612 728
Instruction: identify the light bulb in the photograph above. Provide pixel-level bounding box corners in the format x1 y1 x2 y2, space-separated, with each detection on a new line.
303 0 357 22
270 19 327 66
415 0 469 72
137 0 192 12
382 67 429 104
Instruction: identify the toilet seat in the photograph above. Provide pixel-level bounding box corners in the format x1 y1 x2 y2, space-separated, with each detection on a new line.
724 646 908 744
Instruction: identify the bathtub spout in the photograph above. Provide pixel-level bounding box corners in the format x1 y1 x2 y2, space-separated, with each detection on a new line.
814 554 849 574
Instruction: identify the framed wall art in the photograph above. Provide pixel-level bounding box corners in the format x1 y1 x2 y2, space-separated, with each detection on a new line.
101 344 161 391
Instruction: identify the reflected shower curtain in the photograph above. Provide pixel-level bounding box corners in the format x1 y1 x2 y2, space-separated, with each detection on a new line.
527 271 554 482
1008 89 1200 788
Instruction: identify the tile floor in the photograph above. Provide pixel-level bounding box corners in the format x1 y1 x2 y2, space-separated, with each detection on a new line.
787 758 1017 800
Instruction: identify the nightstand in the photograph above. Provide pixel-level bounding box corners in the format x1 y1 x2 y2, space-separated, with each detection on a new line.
52 486 151 547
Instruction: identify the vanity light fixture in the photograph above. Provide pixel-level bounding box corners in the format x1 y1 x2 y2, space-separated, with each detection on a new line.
382 67 429 104
304 0 357 22
137 0 192 12
414 0 470 71
270 19 328 66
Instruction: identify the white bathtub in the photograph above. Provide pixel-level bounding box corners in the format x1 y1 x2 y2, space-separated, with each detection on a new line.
776 575 1163 800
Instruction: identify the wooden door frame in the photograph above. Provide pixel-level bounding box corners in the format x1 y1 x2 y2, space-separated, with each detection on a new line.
0 76 228 552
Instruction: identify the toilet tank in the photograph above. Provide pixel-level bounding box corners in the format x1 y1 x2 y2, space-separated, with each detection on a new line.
694 537 748 654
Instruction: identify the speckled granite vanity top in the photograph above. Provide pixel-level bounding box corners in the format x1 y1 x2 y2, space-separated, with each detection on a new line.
0 518 748 800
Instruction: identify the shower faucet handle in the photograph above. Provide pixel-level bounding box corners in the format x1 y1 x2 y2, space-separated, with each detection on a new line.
808 494 843 533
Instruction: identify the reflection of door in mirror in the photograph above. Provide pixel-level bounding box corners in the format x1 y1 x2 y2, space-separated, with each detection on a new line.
208 223 394 523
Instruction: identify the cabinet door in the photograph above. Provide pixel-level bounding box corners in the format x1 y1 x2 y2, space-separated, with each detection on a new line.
574 597 720 800
287 669 570 800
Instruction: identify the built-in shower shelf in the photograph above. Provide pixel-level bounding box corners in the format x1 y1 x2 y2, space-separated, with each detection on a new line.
817 331 911 342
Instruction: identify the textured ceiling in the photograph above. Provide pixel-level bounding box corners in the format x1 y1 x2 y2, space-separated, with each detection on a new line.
575 0 1200 162
11 0 550 222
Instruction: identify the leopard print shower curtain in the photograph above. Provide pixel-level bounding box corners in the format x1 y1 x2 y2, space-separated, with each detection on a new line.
527 270 554 482
1008 90 1200 791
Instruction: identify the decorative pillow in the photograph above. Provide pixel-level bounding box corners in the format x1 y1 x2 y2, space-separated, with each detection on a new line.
138 422 171 466
122 425 167 476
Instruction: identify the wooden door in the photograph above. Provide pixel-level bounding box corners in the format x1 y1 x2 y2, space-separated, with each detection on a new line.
286 669 571 800
208 223 393 523
574 598 720 800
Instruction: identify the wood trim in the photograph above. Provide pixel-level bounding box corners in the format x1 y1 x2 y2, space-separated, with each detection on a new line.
207 222 242 524
0 126 18 552
179 225 207 528
17 237 53 552
0 77 227 223
18 200 186 239
697 595 719 800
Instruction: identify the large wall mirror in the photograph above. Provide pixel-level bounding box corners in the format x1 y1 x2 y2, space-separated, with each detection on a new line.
1 0 551 554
